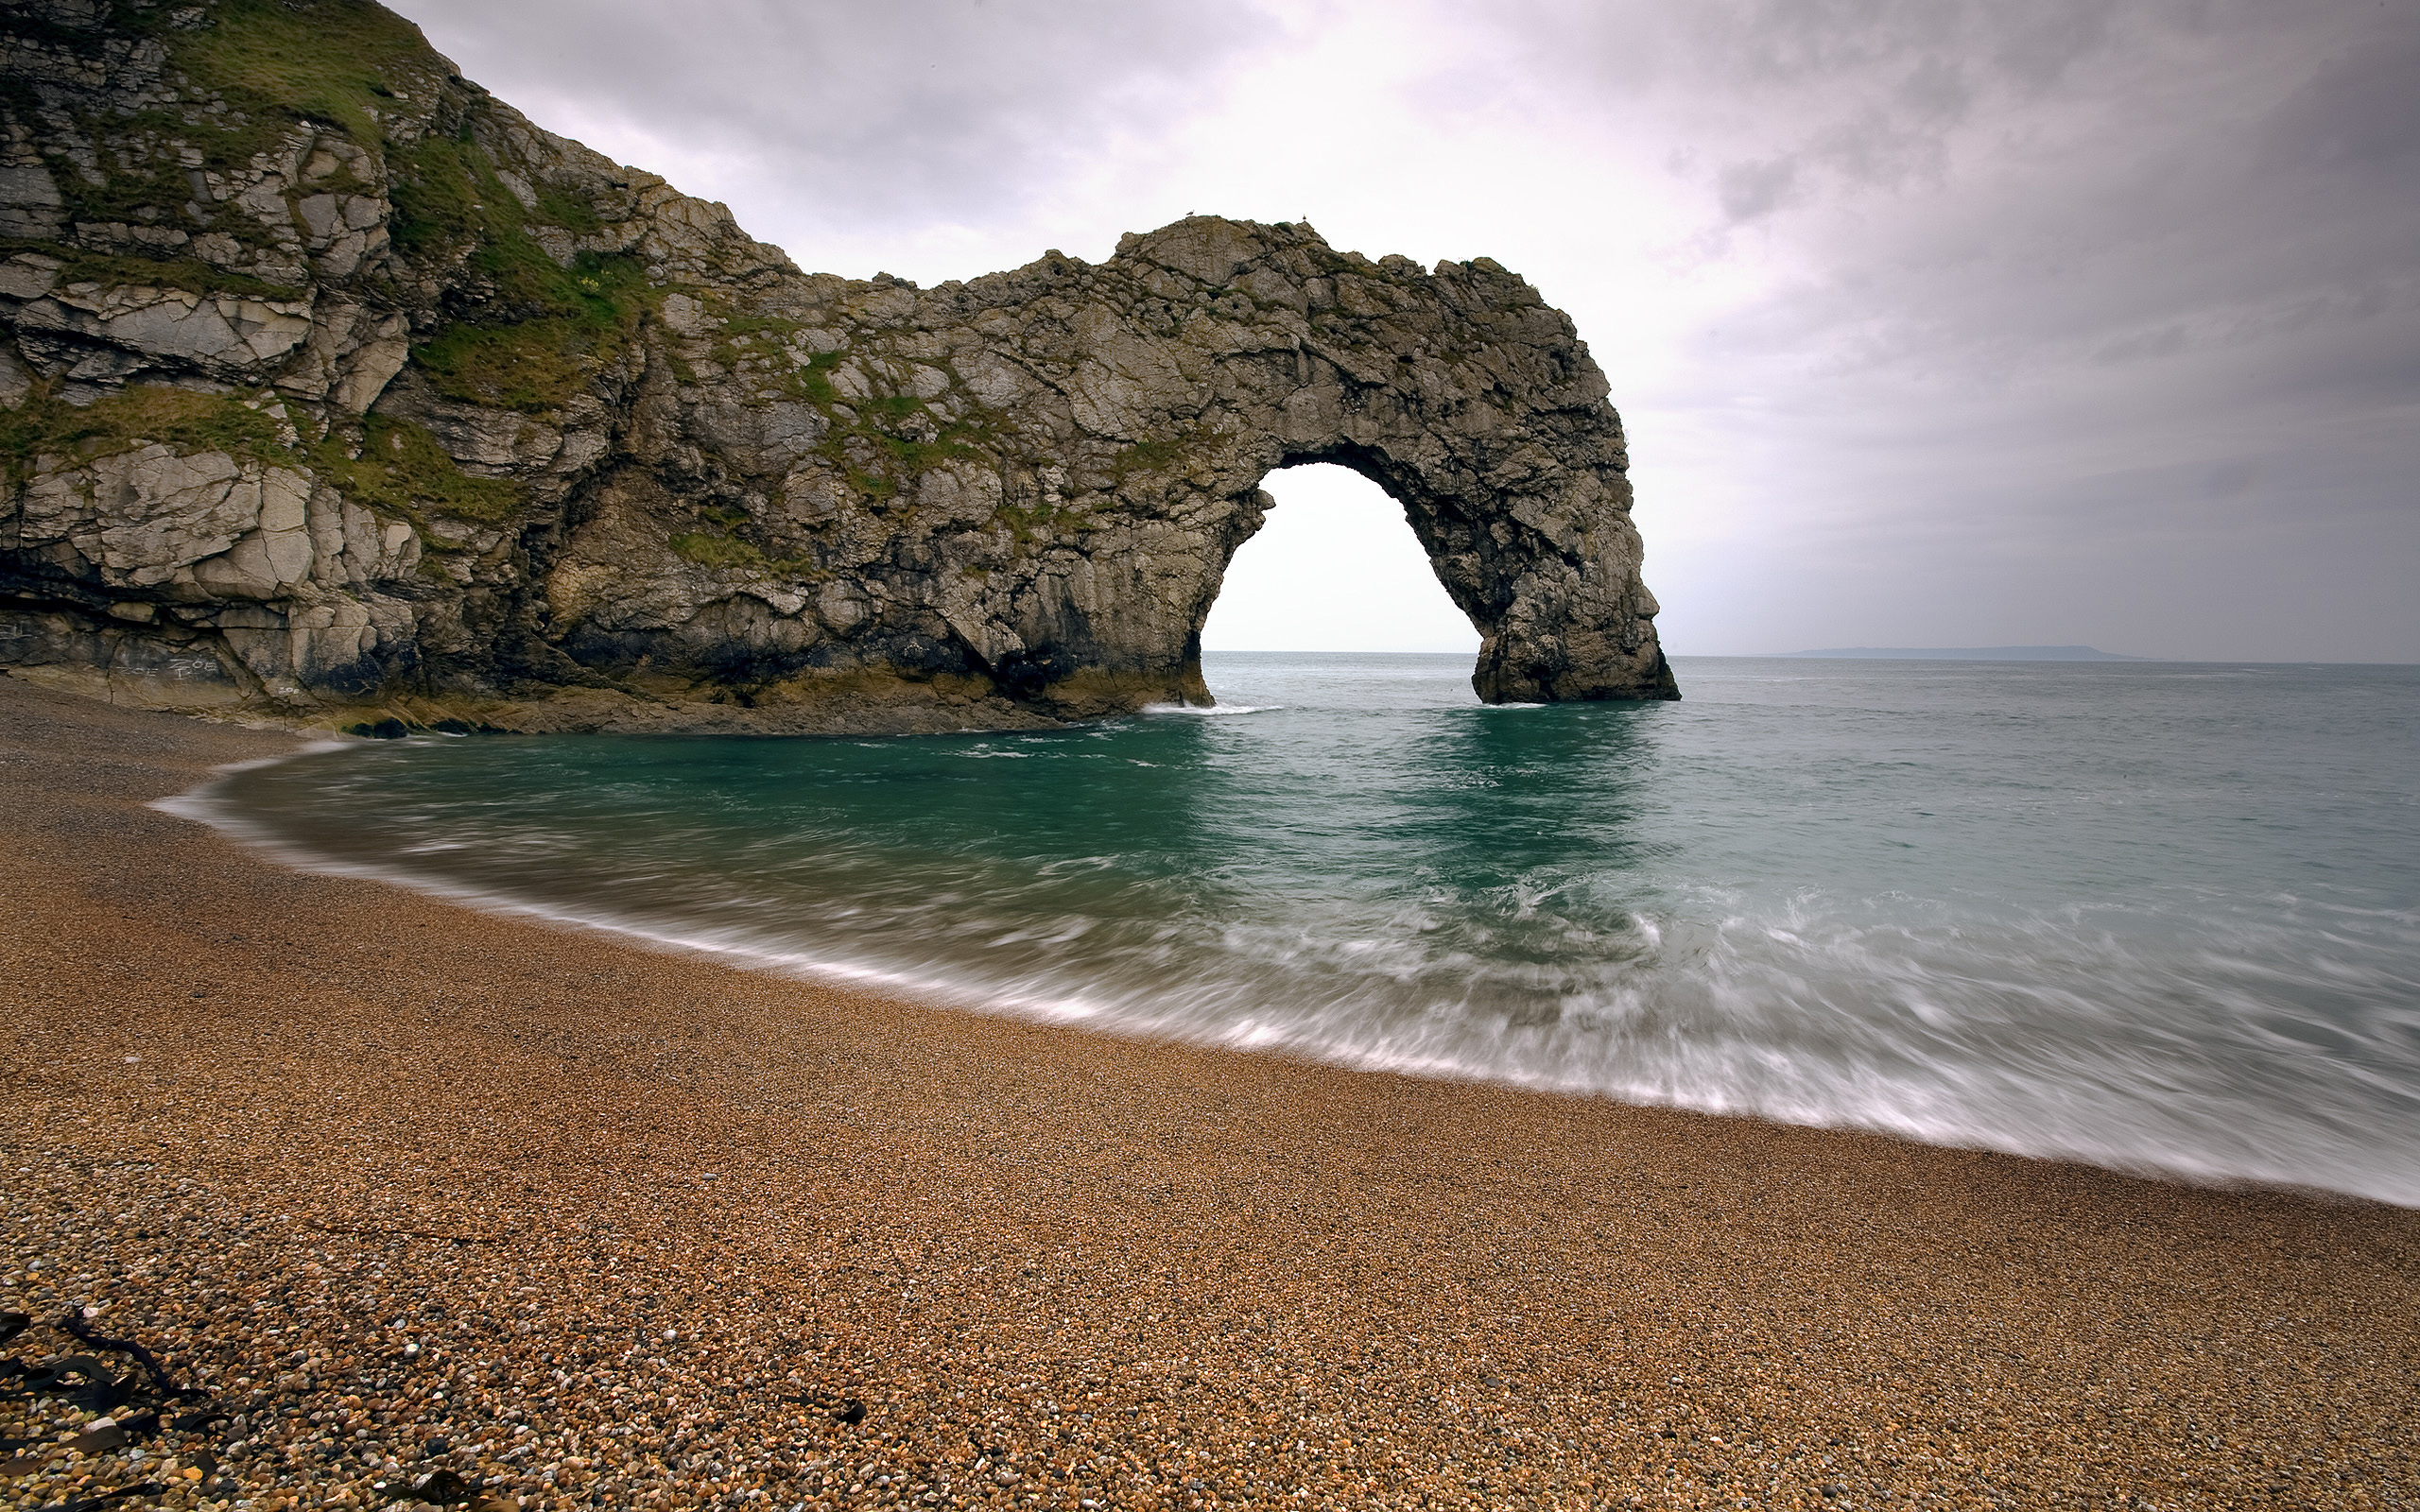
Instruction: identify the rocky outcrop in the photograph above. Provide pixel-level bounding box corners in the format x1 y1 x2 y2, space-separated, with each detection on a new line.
0 0 1674 732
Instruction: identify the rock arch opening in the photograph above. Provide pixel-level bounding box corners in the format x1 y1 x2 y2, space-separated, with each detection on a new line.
1201 463 1478 655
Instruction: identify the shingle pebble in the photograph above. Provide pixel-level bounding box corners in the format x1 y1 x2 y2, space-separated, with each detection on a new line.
0 682 2415 1512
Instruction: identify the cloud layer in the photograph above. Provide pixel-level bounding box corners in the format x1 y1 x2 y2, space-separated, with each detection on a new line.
404 0 2420 659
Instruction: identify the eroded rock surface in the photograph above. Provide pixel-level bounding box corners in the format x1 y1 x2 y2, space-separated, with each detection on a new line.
0 0 1673 732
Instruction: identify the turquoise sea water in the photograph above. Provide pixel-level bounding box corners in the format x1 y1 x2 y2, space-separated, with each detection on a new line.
175 654 2420 1206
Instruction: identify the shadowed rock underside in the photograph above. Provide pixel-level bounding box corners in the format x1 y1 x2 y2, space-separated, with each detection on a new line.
0 0 1676 733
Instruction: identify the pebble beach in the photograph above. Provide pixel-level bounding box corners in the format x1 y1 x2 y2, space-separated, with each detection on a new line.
1 676 2414 1512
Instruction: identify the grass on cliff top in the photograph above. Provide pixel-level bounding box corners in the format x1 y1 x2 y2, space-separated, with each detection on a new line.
2 0 453 301
7 0 433 200
0 383 289 480
83 0 651 417
152 0 446 150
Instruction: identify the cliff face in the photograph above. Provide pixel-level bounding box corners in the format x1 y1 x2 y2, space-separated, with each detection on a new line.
0 0 1676 733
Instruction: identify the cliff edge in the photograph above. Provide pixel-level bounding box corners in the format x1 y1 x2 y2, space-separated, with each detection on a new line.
0 0 1676 733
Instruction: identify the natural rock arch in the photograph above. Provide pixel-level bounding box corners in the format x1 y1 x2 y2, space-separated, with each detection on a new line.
844 215 1682 714
0 2 1673 730
531 215 1677 723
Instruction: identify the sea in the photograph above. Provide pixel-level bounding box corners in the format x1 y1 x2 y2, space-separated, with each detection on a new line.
170 653 2420 1207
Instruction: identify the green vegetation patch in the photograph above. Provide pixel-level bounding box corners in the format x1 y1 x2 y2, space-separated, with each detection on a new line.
411 320 587 415
820 395 1002 505
668 525 822 577
667 530 767 570
1109 435 1189 478
375 91 658 414
306 414 525 527
0 383 290 480
706 309 803 371
986 499 1056 544
387 130 509 266
389 125 654 413
784 350 843 405
152 0 444 151
0 239 302 301
669 504 823 576
407 250 654 414
529 180 603 237
388 132 642 303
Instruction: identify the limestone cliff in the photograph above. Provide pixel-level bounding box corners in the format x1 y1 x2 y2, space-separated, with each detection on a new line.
0 0 1676 733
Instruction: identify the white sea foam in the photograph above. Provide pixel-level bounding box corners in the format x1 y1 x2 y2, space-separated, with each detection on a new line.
156 655 2420 1211
149 739 350 823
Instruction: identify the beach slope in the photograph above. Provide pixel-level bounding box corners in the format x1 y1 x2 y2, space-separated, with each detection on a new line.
0 676 2412 1510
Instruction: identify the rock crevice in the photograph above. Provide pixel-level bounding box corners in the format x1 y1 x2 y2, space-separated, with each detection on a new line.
0 0 1675 731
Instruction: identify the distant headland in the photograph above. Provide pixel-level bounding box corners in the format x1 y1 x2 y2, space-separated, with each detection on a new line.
1766 645 2156 662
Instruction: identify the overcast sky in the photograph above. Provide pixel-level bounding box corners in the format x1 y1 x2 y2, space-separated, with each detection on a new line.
404 0 2419 661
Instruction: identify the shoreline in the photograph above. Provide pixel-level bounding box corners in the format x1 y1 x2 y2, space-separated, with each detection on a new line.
163 696 2419 1215
2 673 2414 1511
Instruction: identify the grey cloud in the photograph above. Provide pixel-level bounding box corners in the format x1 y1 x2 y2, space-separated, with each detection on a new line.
1643 0 2111 95
1503 0 2420 656
1976 1 2113 89
1891 56 1969 121
2260 35 2420 175
1716 157 1798 220
403 0 1278 242
1521 2 2204 207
